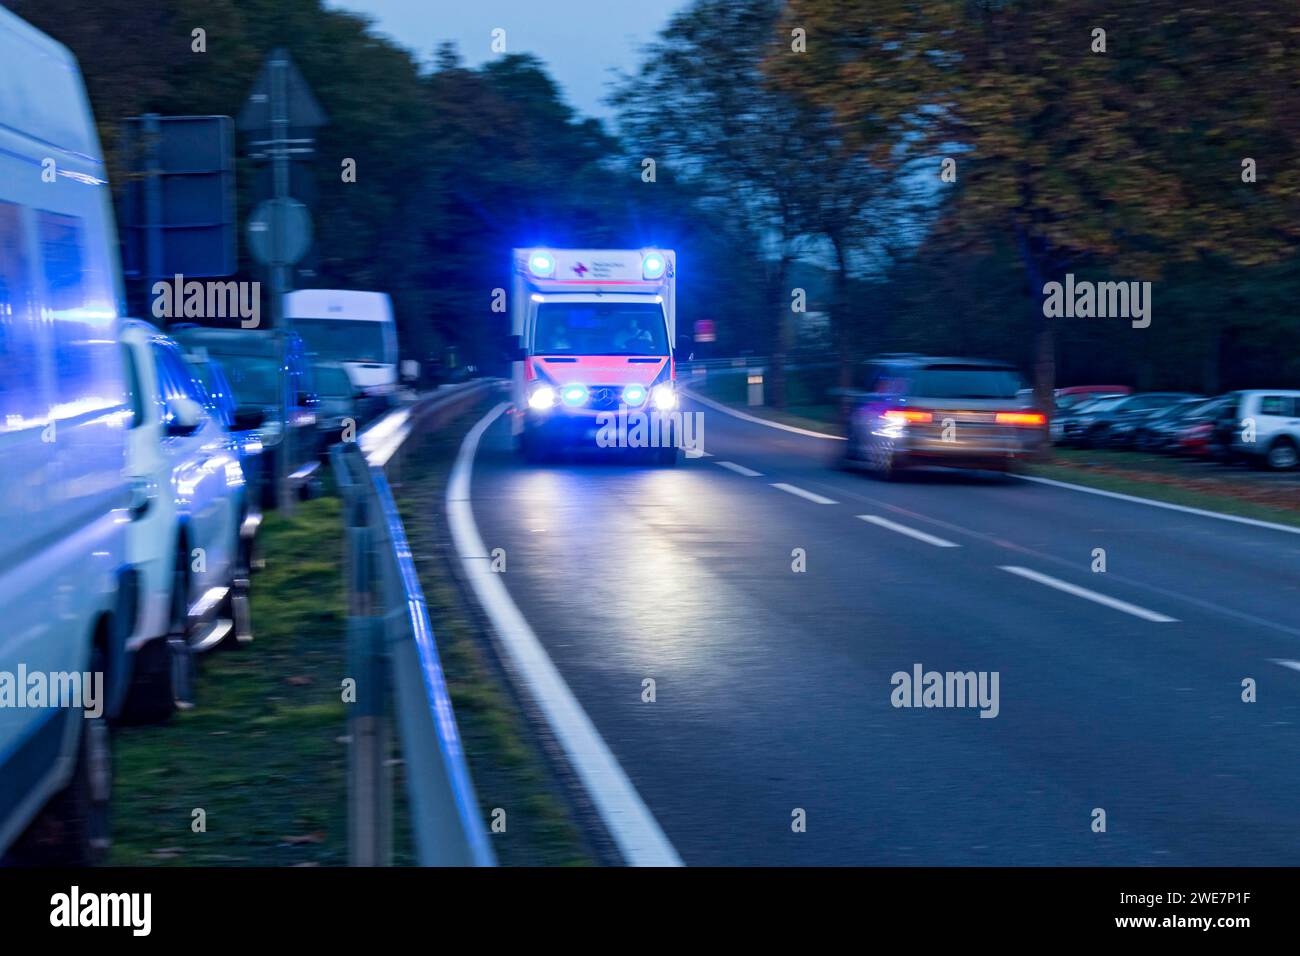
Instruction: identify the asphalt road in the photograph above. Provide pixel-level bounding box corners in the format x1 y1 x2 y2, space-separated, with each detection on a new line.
459 395 1300 865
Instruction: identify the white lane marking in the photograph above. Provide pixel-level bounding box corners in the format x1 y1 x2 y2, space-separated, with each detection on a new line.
1017 474 1300 537
1270 659 1300 674
858 514 960 548
715 460 763 477
770 482 837 505
999 565 1179 623
685 389 846 441
448 402 683 867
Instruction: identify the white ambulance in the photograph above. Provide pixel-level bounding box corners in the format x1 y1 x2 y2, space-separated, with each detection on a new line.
509 248 680 464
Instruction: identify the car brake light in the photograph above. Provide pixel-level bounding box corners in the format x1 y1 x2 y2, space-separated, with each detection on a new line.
995 412 1047 426
882 409 933 424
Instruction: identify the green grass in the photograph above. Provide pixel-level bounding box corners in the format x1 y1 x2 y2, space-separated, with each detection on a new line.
110 497 351 866
110 406 596 866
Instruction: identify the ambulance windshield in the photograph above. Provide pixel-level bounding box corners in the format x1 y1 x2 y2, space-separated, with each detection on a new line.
533 302 668 356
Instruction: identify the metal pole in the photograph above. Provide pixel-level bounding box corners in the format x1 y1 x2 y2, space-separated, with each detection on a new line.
342 463 391 866
272 55 296 514
143 114 163 293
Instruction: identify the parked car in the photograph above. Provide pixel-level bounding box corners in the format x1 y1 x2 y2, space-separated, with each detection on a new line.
1067 392 1201 448
1057 394 1128 445
1050 386 1132 442
286 289 399 402
1055 385 1132 410
314 360 390 445
1116 395 1205 448
842 356 1046 477
117 322 252 721
1214 390 1300 470
0 6 131 863
169 326 322 507
1170 396 1232 457
183 349 265 502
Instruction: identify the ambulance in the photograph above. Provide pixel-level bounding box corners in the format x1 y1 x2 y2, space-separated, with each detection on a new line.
510 248 680 464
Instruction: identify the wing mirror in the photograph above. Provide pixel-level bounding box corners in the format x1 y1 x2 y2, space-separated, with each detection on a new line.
233 406 268 431
167 397 206 436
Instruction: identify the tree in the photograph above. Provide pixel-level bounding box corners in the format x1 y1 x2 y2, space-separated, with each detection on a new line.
774 0 1300 404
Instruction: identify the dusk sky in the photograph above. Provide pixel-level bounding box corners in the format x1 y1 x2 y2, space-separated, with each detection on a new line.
328 0 692 119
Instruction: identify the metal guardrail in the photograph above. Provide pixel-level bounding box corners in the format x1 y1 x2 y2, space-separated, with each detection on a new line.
330 380 499 866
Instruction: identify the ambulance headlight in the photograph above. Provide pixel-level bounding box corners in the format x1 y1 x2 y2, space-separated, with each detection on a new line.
621 384 647 406
560 383 589 407
528 385 556 410
529 250 555 278
651 384 677 410
642 252 666 280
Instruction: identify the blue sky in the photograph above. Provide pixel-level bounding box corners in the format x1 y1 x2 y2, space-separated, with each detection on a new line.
327 0 692 120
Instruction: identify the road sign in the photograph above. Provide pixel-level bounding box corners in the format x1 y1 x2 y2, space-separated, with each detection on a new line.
237 48 327 133
694 319 717 343
247 198 312 267
119 115 236 278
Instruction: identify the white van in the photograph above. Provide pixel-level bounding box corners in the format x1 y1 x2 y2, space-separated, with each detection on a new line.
284 289 398 397
0 7 132 862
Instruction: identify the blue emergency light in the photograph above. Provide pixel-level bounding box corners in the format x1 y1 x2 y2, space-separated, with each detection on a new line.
642 252 666 280
560 383 589 407
529 250 556 278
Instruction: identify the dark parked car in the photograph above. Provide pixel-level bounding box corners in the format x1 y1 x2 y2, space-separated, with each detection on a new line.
1127 397 1208 451
1166 396 1231 457
170 326 322 508
1066 392 1201 448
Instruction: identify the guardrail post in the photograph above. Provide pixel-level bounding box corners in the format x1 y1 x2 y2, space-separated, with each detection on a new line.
338 448 392 866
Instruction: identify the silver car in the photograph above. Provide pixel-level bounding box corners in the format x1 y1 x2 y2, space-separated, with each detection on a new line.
843 356 1047 478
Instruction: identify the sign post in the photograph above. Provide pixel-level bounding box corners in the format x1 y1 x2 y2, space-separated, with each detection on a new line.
240 49 326 513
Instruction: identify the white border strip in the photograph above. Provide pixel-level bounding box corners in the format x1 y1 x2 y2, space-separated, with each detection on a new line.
858 514 959 548
447 403 683 867
1018 474 1300 537
1000 565 1178 623
771 482 837 505
685 389 846 440
715 460 763 477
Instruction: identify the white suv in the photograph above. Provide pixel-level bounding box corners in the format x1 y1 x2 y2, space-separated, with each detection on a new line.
1217 390 1300 471
119 320 251 721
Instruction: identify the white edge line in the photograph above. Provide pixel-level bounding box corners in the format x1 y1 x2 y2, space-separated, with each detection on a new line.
1017 474 1300 537
715 460 763 477
447 402 684 867
770 482 837 505
685 389 846 440
999 565 1178 623
858 514 960 548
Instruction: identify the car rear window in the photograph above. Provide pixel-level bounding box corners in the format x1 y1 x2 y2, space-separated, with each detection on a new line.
910 366 1024 399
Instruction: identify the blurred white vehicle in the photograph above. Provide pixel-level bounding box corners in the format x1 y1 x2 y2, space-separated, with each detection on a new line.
1217 390 1300 471
118 321 251 722
0 6 132 863
285 289 398 399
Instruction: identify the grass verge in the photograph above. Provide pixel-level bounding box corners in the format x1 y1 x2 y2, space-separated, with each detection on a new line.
110 496 350 865
388 401 595 866
1028 450 1300 528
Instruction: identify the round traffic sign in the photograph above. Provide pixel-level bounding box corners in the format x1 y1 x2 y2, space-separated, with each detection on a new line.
247 198 312 266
